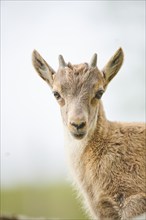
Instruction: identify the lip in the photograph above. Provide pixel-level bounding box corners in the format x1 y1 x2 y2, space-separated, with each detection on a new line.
71 132 86 140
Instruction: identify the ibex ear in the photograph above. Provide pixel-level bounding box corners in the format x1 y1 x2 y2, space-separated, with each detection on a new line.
102 48 124 86
32 50 55 88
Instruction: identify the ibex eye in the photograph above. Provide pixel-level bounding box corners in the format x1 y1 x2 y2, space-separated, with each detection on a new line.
53 91 61 100
95 89 104 99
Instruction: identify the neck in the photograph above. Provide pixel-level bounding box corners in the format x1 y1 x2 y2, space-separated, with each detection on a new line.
63 101 109 177
63 101 109 185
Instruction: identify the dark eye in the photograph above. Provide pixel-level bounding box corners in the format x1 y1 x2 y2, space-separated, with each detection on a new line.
53 91 61 100
95 89 104 99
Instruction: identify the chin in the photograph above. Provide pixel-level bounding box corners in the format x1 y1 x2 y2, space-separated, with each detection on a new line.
71 132 86 140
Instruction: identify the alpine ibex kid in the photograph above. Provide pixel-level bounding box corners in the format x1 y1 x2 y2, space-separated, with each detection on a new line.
32 48 146 220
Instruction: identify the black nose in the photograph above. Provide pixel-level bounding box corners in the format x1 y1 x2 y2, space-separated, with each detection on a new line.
70 121 86 130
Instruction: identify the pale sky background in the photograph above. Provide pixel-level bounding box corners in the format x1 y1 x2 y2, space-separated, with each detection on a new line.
1 1 145 187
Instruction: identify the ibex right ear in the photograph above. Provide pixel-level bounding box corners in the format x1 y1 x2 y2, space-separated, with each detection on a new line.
102 48 124 86
32 50 55 88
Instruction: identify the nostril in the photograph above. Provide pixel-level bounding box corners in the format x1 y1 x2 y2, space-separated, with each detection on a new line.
70 122 78 129
70 121 86 130
78 122 86 129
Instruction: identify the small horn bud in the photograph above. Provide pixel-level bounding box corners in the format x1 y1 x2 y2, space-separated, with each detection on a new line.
59 55 66 68
90 53 97 67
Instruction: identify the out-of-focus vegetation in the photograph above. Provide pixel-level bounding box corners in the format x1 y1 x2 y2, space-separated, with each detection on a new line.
1 183 88 220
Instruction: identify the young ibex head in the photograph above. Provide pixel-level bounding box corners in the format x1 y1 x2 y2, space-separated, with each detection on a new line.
32 48 124 140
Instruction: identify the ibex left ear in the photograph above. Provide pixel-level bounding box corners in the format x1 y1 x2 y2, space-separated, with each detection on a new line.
102 48 124 86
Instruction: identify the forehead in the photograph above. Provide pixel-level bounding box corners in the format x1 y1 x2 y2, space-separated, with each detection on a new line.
53 63 104 94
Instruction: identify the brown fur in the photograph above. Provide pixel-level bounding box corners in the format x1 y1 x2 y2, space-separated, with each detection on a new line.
77 102 146 219
32 48 146 220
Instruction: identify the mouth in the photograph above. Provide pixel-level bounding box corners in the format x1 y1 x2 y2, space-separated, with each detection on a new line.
71 132 86 140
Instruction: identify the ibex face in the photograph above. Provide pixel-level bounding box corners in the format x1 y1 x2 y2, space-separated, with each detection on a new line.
32 48 124 140
53 62 105 140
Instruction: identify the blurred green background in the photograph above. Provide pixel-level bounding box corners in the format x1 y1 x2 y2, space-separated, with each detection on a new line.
1 183 87 219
